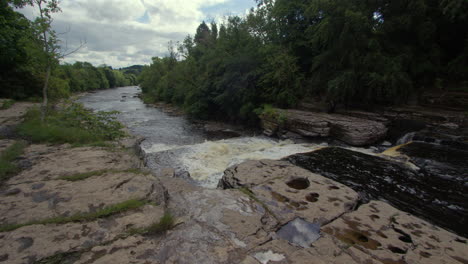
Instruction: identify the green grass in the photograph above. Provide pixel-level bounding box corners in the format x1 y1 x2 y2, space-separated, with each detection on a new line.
128 212 175 235
0 99 15 110
0 141 27 184
17 104 125 145
58 168 149 182
0 199 147 232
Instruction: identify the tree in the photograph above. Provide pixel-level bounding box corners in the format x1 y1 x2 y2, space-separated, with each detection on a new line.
31 0 61 121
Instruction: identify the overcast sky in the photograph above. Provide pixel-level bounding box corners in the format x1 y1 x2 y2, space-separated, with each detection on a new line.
18 0 256 68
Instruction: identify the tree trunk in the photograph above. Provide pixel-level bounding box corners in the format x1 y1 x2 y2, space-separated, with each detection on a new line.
40 64 51 123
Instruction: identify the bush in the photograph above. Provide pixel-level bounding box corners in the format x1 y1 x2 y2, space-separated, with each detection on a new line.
255 104 287 125
0 141 27 183
0 99 15 110
18 103 125 145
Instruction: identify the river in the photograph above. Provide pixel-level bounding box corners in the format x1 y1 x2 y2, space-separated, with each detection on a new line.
79 86 468 237
79 86 322 188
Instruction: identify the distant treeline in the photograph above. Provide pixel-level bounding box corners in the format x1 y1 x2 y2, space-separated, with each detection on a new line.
0 2 139 100
50 63 139 99
139 0 468 124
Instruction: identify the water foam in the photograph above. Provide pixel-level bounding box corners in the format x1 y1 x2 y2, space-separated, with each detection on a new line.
147 137 324 188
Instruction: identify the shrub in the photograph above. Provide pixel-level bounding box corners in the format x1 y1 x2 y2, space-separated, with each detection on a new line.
0 141 27 184
0 99 15 110
18 103 125 145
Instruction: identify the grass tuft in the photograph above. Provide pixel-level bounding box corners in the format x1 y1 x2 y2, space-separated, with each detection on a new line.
59 168 150 182
0 199 147 232
128 212 175 236
147 213 175 234
0 141 27 184
0 99 15 110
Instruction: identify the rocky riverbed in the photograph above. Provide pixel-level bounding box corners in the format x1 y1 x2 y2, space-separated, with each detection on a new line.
0 92 467 264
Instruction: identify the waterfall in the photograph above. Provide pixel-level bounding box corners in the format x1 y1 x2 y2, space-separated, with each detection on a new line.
396 132 416 145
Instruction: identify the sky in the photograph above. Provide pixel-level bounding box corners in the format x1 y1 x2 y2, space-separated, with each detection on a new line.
18 0 256 68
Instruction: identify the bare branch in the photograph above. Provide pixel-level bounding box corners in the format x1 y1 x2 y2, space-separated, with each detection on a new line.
59 39 86 58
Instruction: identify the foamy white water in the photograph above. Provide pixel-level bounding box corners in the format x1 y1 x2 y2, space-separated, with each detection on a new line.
144 137 326 188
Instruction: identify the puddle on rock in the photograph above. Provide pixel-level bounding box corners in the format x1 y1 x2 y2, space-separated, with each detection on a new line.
286 178 310 190
276 218 321 248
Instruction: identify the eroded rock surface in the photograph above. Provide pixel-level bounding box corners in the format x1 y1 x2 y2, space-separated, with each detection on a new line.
7 144 138 184
0 102 36 138
324 201 468 264
220 159 359 226
0 144 167 264
261 109 387 146
287 147 468 238
0 204 164 264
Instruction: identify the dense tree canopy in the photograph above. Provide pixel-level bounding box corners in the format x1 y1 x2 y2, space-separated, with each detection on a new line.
0 2 138 100
140 0 468 123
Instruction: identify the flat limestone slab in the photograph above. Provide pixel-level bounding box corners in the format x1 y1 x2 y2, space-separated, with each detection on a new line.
67 180 269 264
7 144 138 185
220 159 359 225
0 102 35 126
0 204 164 264
0 172 160 226
323 201 468 264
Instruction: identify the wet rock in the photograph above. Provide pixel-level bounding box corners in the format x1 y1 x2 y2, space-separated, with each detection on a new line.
287 147 468 237
396 142 468 180
323 201 468 264
276 218 321 248
261 109 387 146
203 122 243 140
420 91 468 111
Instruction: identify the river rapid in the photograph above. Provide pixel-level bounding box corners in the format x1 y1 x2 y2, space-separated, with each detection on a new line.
79 86 324 188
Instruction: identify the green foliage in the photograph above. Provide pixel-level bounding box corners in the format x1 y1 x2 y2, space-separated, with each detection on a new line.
255 104 287 124
139 0 468 122
0 141 27 184
129 212 175 235
18 103 125 145
1 2 138 100
146 213 175 234
0 2 43 99
0 99 15 110
0 199 147 232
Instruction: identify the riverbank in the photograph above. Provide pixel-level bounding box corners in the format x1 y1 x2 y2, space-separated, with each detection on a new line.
0 94 466 263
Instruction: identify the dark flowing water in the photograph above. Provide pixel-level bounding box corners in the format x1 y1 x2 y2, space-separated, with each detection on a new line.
78 86 207 147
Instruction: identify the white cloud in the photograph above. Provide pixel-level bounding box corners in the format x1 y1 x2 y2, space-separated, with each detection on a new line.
17 0 255 68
